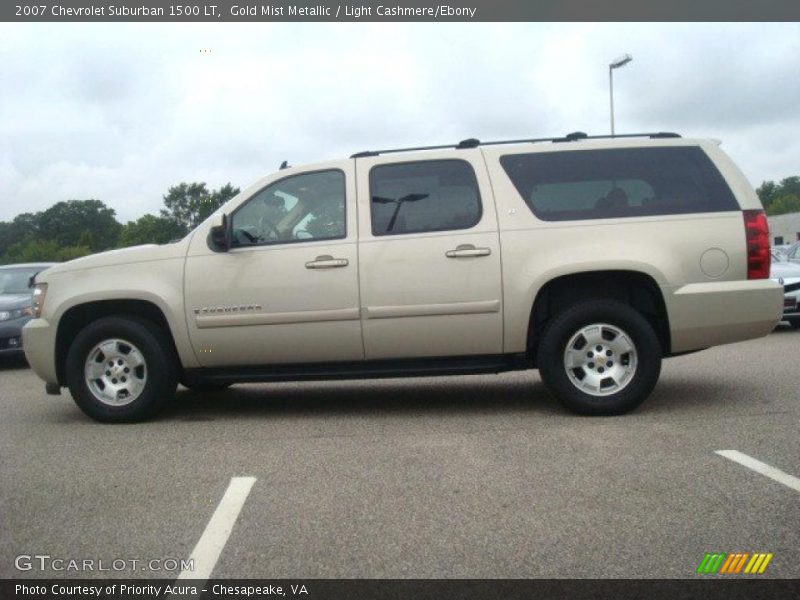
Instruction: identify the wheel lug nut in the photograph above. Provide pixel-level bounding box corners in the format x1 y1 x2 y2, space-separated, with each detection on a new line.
607 361 613 367
587 352 593 358
111 378 117 384
118 360 123 365
105 371 111 376
588 362 595 369
121 377 127 383
124 367 130 373
606 350 612 356
598 367 605 373
596 345 602 352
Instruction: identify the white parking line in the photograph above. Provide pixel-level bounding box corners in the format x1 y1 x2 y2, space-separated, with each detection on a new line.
177 476 257 581
715 450 800 493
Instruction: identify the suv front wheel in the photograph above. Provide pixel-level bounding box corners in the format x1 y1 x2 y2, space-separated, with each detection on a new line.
537 300 662 415
65 316 178 422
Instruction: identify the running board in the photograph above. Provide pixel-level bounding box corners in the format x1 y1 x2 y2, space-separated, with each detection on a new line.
184 354 531 385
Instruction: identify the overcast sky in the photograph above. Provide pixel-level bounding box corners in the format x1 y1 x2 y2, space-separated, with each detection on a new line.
1 22 798 223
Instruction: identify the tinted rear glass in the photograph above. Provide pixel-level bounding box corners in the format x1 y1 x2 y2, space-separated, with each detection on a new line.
499 146 738 221
369 160 481 236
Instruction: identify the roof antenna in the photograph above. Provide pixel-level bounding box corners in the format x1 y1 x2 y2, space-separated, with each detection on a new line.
279 160 290 170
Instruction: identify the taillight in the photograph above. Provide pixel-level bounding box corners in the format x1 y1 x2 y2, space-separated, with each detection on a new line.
743 209 770 279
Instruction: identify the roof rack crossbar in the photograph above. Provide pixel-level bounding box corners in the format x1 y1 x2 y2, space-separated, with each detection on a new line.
350 132 681 158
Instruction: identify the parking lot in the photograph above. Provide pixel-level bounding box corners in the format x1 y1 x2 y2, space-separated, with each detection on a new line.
1 327 798 580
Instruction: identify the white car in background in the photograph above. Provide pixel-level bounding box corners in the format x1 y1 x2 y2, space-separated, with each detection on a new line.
772 244 791 259
784 241 800 265
771 250 800 328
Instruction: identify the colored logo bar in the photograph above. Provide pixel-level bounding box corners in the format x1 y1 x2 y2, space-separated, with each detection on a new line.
697 552 773 574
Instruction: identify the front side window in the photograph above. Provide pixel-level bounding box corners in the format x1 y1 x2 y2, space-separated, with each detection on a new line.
500 146 739 221
231 170 346 247
369 160 481 236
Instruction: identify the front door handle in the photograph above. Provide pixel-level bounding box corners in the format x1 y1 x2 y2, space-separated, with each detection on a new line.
305 255 349 269
445 244 491 258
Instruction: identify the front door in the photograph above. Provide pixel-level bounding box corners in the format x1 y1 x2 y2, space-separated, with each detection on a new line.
184 162 363 367
355 151 503 359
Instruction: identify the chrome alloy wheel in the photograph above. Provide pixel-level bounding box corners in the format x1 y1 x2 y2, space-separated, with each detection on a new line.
562 323 638 397
84 338 147 406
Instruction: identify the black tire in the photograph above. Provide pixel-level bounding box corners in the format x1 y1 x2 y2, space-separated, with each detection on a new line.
537 299 662 416
182 382 232 393
65 316 178 423
787 318 800 330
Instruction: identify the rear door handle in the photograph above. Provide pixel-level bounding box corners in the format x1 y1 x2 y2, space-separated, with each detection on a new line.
305 255 349 269
445 244 491 258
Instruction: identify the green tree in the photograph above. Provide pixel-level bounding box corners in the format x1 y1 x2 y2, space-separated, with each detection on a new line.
0 213 39 255
767 194 800 216
756 181 778 211
36 200 122 251
758 177 800 214
1 238 91 264
0 222 14 256
55 245 93 262
118 214 186 247
160 182 240 232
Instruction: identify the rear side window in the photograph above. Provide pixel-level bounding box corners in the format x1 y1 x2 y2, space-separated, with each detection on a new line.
369 160 482 236
499 146 738 221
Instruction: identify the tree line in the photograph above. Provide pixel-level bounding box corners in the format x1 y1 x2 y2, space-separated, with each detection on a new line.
757 176 800 217
1 175 798 265
0 182 239 264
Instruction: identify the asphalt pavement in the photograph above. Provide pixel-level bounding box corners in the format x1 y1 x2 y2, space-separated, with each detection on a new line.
1 327 798 579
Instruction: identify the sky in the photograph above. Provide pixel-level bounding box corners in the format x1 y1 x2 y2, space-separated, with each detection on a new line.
1 22 798 223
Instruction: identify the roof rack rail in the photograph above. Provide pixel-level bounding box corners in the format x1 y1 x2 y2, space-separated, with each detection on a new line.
350 131 681 158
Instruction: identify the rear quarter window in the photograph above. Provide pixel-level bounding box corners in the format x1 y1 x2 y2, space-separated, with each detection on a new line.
499 146 738 221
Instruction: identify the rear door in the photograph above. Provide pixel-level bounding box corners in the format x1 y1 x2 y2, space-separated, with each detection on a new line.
355 150 503 359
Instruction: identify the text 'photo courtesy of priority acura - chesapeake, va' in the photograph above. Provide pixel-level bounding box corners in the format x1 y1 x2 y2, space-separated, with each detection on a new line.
22 132 783 422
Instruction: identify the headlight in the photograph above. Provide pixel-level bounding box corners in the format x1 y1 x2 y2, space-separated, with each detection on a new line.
0 307 32 322
31 283 48 319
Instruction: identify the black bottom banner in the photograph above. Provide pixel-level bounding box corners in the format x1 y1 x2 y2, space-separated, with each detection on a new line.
3 579 800 600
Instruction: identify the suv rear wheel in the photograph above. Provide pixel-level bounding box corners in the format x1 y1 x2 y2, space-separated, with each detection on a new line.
65 316 177 422
537 300 662 415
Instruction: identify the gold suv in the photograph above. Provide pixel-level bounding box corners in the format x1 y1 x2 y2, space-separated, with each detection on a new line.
24 132 783 421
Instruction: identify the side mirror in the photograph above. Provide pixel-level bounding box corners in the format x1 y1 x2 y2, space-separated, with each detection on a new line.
208 213 231 252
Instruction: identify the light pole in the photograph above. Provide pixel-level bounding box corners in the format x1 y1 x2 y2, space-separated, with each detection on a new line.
609 54 632 135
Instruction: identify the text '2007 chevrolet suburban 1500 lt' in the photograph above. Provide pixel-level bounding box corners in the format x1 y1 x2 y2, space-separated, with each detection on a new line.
23 132 783 422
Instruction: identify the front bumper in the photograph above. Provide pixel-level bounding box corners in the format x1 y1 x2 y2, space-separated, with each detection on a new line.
0 317 29 354
666 279 784 353
22 318 58 384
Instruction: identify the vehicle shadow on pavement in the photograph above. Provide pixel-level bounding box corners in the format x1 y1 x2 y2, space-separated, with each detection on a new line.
0 355 29 371
772 324 799 334
157 370 765 422
162 374 562 421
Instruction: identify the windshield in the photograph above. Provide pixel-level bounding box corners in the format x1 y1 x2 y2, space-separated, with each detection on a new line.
0 268 38 294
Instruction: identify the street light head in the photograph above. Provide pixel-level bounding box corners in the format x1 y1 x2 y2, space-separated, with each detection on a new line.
610 54 633 69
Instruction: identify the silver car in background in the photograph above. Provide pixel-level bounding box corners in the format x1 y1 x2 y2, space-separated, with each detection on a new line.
770 250 800 329
0 263 56 356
